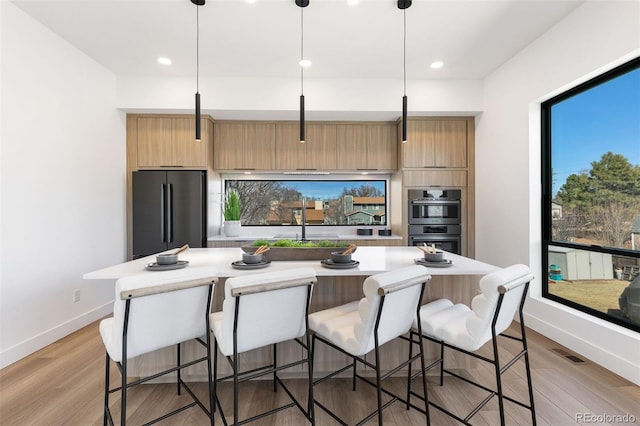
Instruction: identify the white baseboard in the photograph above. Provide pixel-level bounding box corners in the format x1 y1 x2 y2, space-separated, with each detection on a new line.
0 303 113 369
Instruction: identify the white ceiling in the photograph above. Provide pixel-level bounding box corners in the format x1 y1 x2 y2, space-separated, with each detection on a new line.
12 0 584 81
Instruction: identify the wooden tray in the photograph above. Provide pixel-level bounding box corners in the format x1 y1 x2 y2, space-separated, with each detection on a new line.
241 245 355 261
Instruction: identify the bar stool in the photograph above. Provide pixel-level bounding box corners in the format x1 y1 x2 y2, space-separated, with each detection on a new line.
308 265 431 426
209 267 317 425
409 264 536 425
100 267 217 426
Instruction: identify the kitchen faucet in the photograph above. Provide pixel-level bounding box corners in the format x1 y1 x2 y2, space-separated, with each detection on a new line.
301 196 307 241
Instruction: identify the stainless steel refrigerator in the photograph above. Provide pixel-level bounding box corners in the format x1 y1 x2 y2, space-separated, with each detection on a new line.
132 170 206 259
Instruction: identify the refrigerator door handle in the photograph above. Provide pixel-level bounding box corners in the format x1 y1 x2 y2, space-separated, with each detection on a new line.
168 183 173 243
160 183 166 243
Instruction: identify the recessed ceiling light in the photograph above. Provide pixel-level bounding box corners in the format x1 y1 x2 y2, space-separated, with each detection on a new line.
299 59 312 67
430 61 444 69
347 0 359 5
246 0 257 4
157 57 172 66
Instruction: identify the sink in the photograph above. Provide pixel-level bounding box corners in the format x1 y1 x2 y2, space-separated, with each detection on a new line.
273 233 340 239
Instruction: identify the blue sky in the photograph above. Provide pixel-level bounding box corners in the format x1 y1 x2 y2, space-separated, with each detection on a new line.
551 67 640 196
284 180 386 200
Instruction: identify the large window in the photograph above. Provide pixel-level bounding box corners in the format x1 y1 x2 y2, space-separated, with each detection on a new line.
224 179 388 227
542 57 640 332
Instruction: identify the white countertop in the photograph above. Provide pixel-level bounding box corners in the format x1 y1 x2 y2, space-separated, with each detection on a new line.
207 234 402 241
83 247 498 280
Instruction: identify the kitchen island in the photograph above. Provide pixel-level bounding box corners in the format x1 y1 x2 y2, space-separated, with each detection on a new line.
84 247 498 378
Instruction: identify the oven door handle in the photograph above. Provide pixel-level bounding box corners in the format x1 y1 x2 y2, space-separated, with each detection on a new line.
409 200 460 205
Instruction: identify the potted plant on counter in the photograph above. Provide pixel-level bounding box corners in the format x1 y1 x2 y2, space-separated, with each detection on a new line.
223 189 242 237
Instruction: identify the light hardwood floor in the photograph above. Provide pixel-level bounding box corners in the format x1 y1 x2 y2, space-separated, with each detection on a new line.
1 320 638 425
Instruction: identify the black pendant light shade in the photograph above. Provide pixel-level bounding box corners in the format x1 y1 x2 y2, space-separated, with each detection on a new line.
402 95 407 143
195 92 201 141
192 0 205 141
300 94 305 143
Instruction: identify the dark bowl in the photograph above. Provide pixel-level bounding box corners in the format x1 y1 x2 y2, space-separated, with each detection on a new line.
242 252 264 264
331 251 353 263
424 251 444 262
156 253 178 265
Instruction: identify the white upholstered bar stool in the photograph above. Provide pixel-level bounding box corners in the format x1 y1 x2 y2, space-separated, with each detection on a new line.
409 264 536 426
100 267 217 426
209 267 317 425
308 265 431 426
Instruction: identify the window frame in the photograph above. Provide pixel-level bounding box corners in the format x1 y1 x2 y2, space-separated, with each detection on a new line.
541 57 640 333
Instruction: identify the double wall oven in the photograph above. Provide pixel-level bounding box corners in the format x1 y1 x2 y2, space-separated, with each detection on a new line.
408 189 462 254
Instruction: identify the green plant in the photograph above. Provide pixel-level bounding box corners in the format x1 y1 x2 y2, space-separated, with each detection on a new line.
252 239 349 248
223 189 241 221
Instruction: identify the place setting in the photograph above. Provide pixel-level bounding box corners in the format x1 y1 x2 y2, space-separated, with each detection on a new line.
320 244 360 269
414 244 454 268
231 245 271 270
145 244 190 271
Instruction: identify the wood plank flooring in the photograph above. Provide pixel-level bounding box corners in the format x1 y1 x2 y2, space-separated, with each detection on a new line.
0 319 638 425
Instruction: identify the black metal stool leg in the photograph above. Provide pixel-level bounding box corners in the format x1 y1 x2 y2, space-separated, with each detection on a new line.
273 343 278 392
120 358 127 426
103 352 110 426
177 343 182 395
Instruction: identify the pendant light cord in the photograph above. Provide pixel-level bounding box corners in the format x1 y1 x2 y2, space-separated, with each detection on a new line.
403 8 406 96
196 5 200 93
300 7 304 95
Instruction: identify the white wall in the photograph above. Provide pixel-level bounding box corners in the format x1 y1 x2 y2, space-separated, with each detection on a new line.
116 76 483 121
0 2 126 367
477 1 640 384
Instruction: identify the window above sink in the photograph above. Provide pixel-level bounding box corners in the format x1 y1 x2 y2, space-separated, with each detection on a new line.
223 177 389 227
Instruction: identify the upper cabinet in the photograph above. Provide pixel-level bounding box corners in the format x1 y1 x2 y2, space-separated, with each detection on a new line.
274 123 337 170
337 124 397 171
401 118 469 168
214 122 276 170
134 115 210 169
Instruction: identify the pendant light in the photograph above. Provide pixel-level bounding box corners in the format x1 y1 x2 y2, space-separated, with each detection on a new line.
296 0 309 143
398 0 411 143
191 0 205 142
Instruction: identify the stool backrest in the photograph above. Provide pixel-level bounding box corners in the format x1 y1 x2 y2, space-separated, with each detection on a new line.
466 264 533 345
221 267 316 354
355 265 430 355
109 267 217 361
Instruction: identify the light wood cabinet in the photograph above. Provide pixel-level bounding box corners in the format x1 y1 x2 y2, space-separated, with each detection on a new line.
401 118 468 168
136 116 209 168
214 122 276 170
337 124 397 171
275 123 337 170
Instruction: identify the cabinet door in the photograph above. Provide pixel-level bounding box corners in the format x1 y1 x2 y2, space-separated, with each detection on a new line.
214 122 247 169
214 122 276 170
174 118 208 167
275 123 306 170
337 125 368 169
337 124 397 171
137 117 174 167
306 124 337 170
403 120 436 168
367 124 397 170
245 123 276 170
434 120 467 167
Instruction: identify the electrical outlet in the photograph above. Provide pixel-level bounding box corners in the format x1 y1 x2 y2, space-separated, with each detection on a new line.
73 289 81 303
